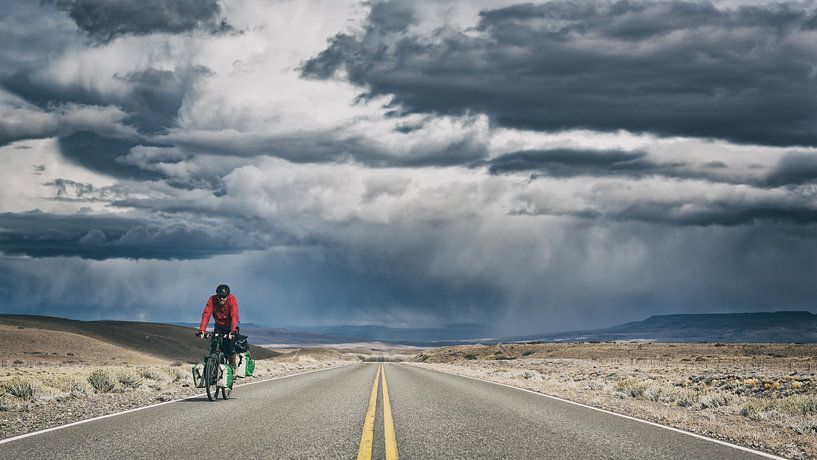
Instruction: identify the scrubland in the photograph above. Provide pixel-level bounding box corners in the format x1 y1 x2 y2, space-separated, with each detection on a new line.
0 353 355 439
414 342 817 459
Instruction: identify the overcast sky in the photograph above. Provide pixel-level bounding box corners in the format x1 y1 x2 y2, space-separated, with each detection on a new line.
1 0 817 334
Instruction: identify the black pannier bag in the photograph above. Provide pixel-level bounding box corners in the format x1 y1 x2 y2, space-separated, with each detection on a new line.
232 334 249 354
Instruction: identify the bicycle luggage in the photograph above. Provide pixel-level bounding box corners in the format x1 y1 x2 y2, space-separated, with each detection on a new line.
233 352 255 377
234 353 246 378
246 353 255 377
192 363 206 388
232 334 249 354
217 363 234 388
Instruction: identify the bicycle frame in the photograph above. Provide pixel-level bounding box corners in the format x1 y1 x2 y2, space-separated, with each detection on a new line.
202 332 233 401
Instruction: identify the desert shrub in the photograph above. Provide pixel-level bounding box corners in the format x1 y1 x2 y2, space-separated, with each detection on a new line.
644 386 676 404
40 375 89 397
675 389 700 408
2 377 36 401
792 419 817 434
739 399 779 420
117 370 143 389
614 378 649 398
775 395 817 416
88 369 118 393
698 393 732 409
585 380 605 391
162 366 184 383
138 367 167 381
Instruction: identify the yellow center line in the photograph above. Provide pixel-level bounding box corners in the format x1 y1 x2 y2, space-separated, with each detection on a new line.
357 364 381 460
381 365 399 460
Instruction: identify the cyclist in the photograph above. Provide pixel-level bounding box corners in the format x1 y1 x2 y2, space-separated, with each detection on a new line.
197 284 240 366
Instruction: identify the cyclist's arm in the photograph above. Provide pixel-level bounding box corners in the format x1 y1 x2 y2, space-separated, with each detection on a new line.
230 296 239 333
198 296 214 333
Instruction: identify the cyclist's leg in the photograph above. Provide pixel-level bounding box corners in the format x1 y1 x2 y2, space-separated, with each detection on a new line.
214 325 238 366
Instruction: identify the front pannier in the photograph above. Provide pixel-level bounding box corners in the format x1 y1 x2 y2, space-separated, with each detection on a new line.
192 363 206 388
217 363 233 388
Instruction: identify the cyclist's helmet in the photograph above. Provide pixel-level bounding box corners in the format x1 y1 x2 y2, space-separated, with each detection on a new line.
216 284 230 299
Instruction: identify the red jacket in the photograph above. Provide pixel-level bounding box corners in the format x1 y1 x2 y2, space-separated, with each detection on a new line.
198 294 239 333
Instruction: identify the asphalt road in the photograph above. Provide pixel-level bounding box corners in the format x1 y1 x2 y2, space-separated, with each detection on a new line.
2 363 776 459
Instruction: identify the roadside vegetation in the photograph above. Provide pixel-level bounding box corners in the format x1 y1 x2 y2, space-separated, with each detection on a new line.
0 356 353 440
415 343 817 459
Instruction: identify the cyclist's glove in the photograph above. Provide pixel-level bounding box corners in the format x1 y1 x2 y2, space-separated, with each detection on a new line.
195 331 203 338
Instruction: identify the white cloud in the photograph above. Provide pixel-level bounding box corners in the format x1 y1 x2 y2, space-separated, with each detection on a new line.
0 138 118 213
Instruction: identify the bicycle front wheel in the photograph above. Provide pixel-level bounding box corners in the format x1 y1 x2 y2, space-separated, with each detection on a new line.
204 354 219 401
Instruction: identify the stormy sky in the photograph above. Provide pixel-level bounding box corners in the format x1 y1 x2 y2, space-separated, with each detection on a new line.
1 0 817 335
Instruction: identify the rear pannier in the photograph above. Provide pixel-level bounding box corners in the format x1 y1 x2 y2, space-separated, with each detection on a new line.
234 352 255 378
246 353 255 377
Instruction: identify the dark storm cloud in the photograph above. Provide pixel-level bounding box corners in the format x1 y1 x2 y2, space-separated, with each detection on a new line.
764 152 817 188
512 194 817 227
163 126 489 167
46 0 230 42
303 1 817 147
117 66 213 134
486 147 817 190
57 131 163 179
0 210 282 260
2 65 211 135
612 202 817 227
486 148 658 177
1 71 107 108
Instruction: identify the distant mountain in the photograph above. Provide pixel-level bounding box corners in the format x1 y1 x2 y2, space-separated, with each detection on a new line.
177 312 817 345
511 311 817 343
285 323 493 343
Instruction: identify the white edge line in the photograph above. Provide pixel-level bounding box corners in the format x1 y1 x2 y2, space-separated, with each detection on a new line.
0 364 351 446
406 363 788 460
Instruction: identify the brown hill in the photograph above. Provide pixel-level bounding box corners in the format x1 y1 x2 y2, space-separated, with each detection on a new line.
0 315 279 365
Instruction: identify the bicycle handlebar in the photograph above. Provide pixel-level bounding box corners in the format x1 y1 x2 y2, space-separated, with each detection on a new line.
198 331 232 338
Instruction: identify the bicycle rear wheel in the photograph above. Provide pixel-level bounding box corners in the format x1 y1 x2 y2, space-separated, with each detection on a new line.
220 385 231 400
204 354 219 401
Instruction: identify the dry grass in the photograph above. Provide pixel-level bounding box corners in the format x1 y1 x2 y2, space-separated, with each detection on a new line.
0 353 353 440
415 343 817 459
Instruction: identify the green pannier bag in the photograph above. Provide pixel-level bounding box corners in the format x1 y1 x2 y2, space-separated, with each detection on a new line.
217 363 233 388
234 351 255 377
245 352 255 377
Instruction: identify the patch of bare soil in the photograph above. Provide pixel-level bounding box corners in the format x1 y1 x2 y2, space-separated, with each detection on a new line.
0 325 166 366
414 343 817 460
